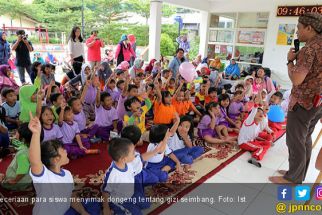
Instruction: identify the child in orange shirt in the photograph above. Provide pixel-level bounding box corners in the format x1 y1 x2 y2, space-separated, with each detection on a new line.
205 87 218 106
172 80 202 117
153 75 177 125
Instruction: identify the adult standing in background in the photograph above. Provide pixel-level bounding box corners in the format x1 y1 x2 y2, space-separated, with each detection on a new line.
0 31 11 65
269 13 322 184
114 34 136 66
86 30 104 68
176 35 190 53
168 48 185 77
127 34 136 66
11 30 33 84
67 26 84 75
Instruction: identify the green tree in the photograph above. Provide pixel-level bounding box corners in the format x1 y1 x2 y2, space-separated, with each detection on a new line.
189 36 200 60
125 0 176 25
0 0 39 24
160 33 176 57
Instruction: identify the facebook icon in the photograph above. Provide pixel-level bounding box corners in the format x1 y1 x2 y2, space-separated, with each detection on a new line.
278 186 292 201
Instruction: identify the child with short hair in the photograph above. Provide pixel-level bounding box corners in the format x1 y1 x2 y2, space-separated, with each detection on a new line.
195 81 207 107
238 107 272 166
205 86 218 105
95 91 120 142
28 113 97 214
172 80 202 117
116 72 139 119
161 69 171 85
1 123 43 190
102 137 155 215
68 94 99 142
168 115 204 164
268 91 285 132
124 93 152 144
198 102 237 145
40 106 63 142
57 104 91 158
146 117 183 182
121 125 163 186
1 88 20 129
153 76 177 125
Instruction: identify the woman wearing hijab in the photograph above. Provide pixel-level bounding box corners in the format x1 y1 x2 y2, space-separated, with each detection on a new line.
0 65 19 94
19 85 38 122
209 57 222 71
114 34 136 66
129 59 144 79
224 59 240 80
144 59 156 74
97 62 112 91
0 31 11 65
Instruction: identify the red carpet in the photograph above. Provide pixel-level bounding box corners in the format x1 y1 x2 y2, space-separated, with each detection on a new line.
0 130 285 215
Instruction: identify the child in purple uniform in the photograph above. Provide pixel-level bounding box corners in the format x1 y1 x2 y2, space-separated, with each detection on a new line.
82 78 98 122
69 96 99 141
95 91 122 142
104 73 119 105
57 104 90 159
40 106 63 142
218 94 240 133
197 102 236 145
228 90 245 122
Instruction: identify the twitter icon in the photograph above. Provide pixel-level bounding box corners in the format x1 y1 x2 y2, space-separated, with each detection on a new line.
295 186 310 201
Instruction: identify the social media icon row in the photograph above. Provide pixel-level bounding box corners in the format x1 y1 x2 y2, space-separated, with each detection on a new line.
277 186 322 201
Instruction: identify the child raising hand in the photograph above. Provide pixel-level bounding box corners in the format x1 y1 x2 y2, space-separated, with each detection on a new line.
29 112 95 215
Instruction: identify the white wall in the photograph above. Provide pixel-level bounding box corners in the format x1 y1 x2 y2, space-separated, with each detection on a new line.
208 0 321 88
0 15 37 29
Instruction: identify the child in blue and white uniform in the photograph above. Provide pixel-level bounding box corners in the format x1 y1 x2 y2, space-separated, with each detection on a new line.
102 137 164 215
168 115 204 164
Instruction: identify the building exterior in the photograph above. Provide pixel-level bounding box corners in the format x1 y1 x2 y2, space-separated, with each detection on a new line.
149 0 321 88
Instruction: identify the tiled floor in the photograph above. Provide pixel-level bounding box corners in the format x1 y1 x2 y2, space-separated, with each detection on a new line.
161 123 322 215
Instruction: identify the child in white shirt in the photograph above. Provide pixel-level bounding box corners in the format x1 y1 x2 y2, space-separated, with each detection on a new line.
28 112 95 215
238 107 272 164
102 137 165 215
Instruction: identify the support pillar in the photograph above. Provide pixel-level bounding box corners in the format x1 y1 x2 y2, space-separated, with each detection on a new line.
148 0 162 61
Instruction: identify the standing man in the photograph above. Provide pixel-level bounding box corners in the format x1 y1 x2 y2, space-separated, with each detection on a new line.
176 35 190 54
86 30 104 68
269 13 322 184
168 48 185 77
11 30 34 84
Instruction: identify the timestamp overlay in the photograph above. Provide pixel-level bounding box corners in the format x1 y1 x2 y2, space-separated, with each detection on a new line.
277 5 322 17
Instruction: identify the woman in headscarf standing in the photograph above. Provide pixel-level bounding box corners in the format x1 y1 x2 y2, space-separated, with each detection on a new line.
0 31 11 65
114 34 136 66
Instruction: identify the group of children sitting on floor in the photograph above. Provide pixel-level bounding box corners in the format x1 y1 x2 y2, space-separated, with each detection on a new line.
0 58 289 214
